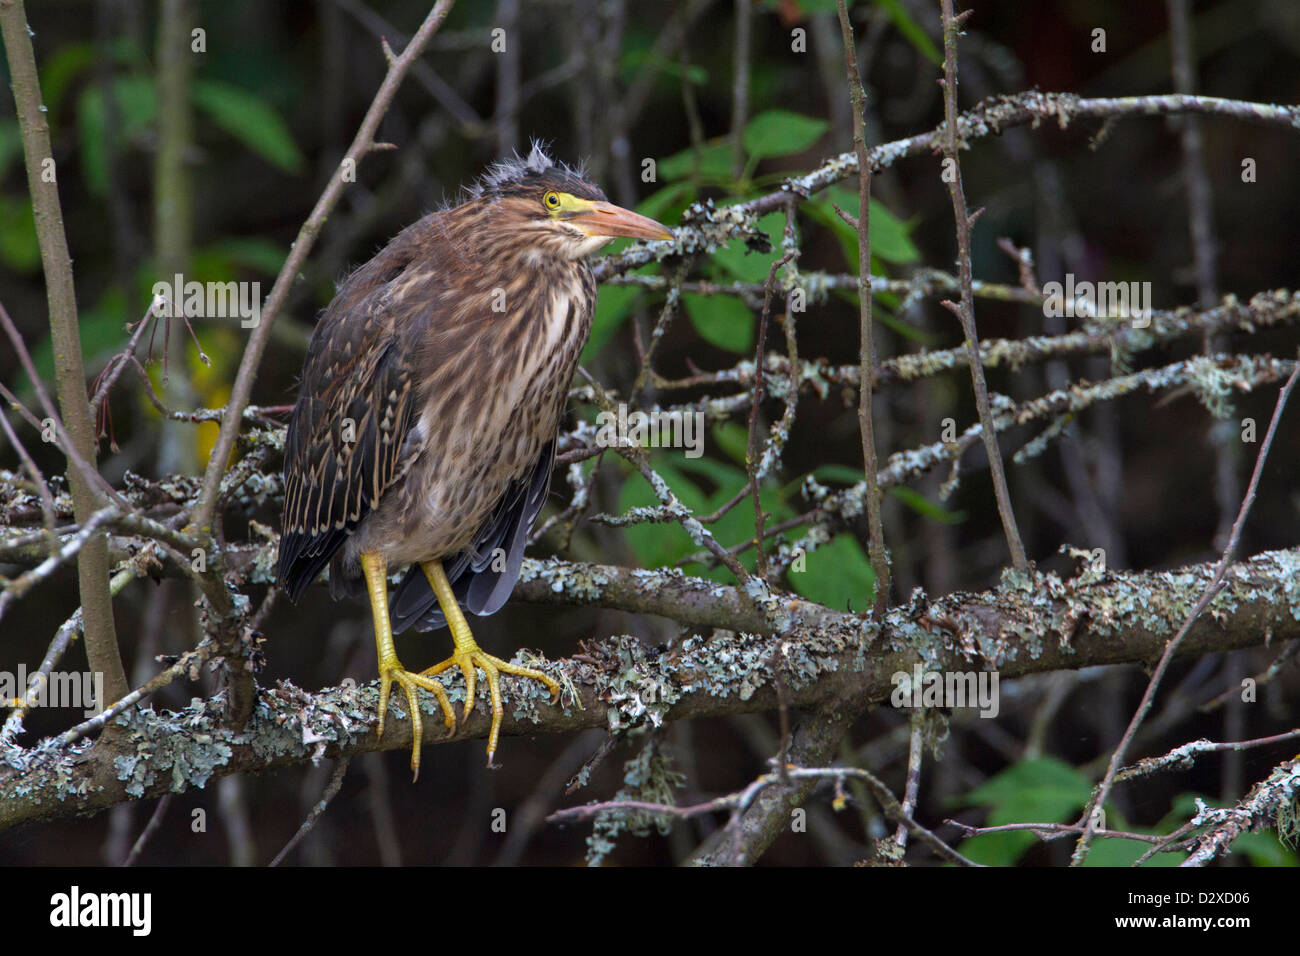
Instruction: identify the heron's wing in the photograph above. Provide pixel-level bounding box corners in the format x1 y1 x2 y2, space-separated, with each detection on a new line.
389 439 555 633
277 247 429 601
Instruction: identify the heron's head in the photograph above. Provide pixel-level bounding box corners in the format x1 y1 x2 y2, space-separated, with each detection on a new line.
465 143 674 260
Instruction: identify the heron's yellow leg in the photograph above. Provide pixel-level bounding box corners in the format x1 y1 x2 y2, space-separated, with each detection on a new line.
418 559 560 766
361 551 456 780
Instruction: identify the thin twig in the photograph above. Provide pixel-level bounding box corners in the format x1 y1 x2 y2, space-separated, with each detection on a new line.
746 251 795 578
838 0 891 616
1072 355 1300 864
269 757 352 866
937 0 1028 572
0 4 130 709
89 297 163 423
191 0 457 535
0 564 135 744
51 640 215 750
894 711 924 849
0 308 134 511
0 408 57 553
948 819 1166 846
577 369 753 583
1116 729 1300 783
0 504 120 621
122 795 172 867
730 0 752 180
551 765 981 867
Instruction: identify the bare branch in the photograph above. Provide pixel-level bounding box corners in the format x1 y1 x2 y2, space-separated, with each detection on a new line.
938 0 1028 572
838 0 891 616
1073 356 1300 864
0 2 129 707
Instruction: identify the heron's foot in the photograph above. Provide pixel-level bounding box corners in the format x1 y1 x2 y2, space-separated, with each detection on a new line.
420 644 560 766
376 659 456 781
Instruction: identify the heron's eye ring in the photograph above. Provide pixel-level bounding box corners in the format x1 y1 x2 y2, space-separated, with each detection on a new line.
543 191 561 210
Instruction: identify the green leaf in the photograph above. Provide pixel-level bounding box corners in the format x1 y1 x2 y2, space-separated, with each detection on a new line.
582 285 641 361
957 758 1096 865
744 110 828 160
635 180 693 225
867 202 920 264
710 484 792 578
659 140 733 181
615 450 795 581
787 532 875 611
786 0 841 12
40 37 141 126
76 76 157 196
618 457 710 569
1083 835 1182 867
874 0 943 66
711 211 786 282
201 237 287 276
804 185 920 266
26 287 131 392
673 455 793 578
683 292 753 353
711 422 750 466
0 196 40 271
828 284 935 346
622 50 707 86
811 464 869 485
962 757 1093 809
0 120 21 180
1232 831 1298 867
675 454 748 491
888 486 966 525
38 43 96 124
193 80 303 172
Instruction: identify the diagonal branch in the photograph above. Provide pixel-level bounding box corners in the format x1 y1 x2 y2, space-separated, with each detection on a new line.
190 0 458 535
1072 355 1300 864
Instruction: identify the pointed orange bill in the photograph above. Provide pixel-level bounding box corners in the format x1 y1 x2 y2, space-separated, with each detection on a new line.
568 201 674 241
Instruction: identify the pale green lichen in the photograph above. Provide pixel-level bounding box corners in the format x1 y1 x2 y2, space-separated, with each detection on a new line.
601 637 682 731
6 545 1297 834
1279 792 1299 850
1187 356 1236 419
586 734 684 866
518 555 611 602
110 706 234 797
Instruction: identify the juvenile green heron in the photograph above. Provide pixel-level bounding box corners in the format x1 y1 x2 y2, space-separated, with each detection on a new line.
277 144 673 776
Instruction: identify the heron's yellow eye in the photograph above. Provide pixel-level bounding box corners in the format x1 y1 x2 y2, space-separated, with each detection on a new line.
543 191 561 210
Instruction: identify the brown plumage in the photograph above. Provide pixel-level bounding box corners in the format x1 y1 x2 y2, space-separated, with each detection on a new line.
277 144 673 774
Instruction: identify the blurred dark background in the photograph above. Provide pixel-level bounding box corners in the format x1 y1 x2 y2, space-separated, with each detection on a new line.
1 0 1298 865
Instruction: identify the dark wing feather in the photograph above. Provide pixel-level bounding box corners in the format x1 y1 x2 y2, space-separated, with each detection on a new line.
277 255 422 602
389 439 555 633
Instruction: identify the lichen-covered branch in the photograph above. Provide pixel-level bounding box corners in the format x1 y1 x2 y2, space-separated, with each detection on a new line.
594 91 1300 282
2 544 1297 831
1072 356 1300 864
1182 758 1300 866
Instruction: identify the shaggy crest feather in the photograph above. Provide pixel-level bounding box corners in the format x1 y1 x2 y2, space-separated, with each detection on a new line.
466 140 587 198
